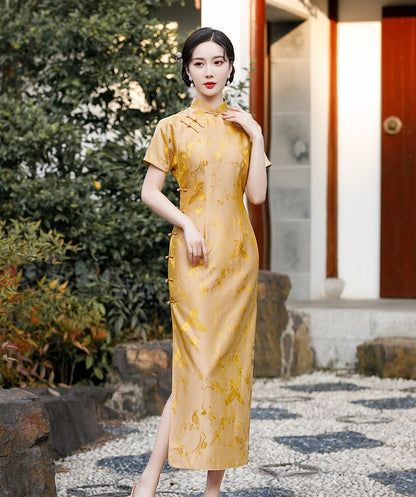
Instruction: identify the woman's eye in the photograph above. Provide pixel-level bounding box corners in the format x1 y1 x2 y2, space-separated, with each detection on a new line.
194 62 203 67
215 60 223 65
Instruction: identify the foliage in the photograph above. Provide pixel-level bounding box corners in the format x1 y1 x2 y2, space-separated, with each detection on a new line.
0 0 190 341
0 220 111 387
0 218 78 267
223 67 250 111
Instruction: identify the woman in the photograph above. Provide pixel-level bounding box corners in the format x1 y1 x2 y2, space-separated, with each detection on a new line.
133 27 270 497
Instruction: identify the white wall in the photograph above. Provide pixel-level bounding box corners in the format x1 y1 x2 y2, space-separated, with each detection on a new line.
201 0 250 90
309 11 330 298
337 22 381 298
200 1 384 300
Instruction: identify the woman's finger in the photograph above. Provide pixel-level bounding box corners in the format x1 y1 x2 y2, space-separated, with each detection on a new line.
187 243 208 267
202 240 208 267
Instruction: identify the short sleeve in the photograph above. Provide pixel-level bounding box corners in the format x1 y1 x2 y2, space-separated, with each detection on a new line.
143 119 176 174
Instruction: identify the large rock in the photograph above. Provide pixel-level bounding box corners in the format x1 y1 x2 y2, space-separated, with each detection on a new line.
357 337 416 379
106 339 172 419
0 388 56 497
281 311 316 377
254 270 292 377
25 386 114 458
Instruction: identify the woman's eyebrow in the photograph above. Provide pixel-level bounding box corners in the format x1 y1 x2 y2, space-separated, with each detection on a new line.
191 55 226 62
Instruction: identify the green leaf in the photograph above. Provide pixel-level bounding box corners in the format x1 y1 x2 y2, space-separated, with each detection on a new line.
85 354 94 370
93 367 104 380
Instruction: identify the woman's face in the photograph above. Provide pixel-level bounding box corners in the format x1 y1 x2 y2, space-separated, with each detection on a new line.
186 41 232 103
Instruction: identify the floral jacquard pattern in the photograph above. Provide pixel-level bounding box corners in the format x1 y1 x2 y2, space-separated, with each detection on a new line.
144 98 270 470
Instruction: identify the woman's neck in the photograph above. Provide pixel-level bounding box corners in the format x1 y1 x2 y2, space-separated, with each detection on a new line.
194 92 224 110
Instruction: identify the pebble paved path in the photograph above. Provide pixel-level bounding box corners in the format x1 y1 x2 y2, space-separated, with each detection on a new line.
55 371 416 497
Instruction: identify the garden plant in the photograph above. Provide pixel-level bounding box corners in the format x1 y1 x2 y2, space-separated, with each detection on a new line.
0 0 189 387
0 0 249 387
0 220 110 386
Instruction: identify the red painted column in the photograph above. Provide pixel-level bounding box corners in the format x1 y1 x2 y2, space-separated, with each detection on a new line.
249 0 270 270
326 0 339 278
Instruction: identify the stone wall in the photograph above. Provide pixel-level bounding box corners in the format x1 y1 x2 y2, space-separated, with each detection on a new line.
268 19 312 299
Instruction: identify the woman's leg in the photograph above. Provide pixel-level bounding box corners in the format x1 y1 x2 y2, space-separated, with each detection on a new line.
131 396 172 497
202 469 225 497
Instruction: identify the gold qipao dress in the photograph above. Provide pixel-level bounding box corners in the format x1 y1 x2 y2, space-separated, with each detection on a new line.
144 98 270 470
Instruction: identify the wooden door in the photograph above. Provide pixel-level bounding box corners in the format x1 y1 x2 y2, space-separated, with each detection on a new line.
380 6 416 297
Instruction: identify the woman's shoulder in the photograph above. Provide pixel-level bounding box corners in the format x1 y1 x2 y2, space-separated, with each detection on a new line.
157 105 192 127
152 106 196 139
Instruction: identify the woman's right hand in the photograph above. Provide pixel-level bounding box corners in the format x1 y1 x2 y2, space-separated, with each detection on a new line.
141 166 208 267
182 218 208 267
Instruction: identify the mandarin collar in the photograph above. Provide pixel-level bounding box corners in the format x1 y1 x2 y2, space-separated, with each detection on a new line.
191 97 228 115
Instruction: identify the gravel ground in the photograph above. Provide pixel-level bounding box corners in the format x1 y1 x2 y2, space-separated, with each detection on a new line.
55 371 416 497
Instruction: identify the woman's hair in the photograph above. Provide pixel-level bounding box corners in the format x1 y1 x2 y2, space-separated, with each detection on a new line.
181 27 235 87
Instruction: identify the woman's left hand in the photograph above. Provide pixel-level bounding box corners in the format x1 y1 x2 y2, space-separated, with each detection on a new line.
222 107 262 142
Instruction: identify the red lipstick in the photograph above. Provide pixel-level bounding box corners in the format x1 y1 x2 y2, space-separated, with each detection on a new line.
204 82 216 89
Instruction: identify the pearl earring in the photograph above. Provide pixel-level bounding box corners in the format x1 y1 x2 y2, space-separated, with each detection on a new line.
189 78 194 88
226 78 231 86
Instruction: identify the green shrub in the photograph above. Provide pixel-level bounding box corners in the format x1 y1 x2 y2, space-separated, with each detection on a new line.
0 0 190 341
0 220 111 387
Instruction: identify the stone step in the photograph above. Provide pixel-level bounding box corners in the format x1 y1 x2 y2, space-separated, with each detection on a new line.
287 299 416 369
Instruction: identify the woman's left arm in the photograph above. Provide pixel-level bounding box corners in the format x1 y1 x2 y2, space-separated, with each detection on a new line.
222 107 268 205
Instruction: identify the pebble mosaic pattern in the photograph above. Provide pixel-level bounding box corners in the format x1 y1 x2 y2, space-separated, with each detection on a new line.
282 382 366 393
336 414 393 424
258 462 319 478
66 483 131 496
274 430 384 454
56 372 416 497
250 407 300 420
369 469 416 496
103 426 139 436
220 488 297 497
352 397 416 410
97 453 178 476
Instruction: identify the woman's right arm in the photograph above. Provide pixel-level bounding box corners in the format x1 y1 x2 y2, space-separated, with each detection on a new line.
141 165 208 267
